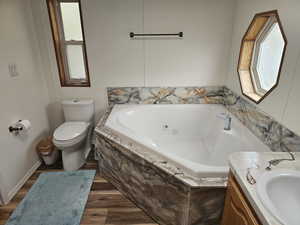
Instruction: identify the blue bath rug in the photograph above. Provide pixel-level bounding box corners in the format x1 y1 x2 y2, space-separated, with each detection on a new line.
5 170 96 225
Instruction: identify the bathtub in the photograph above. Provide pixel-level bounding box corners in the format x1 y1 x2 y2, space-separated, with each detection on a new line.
105 104 269 180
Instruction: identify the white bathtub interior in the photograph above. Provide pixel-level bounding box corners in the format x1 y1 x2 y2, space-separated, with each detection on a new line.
105 104 270 179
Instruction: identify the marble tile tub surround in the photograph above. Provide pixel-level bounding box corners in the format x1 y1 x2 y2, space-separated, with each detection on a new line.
223 87 300 153
229 152 300 225
107 85 300 153
95 132 226 225
95 108 226 225
98 86 300 224
107 86 224 105
95 108 227 187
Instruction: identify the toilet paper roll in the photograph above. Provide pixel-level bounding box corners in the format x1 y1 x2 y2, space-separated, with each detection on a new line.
17 120 31 131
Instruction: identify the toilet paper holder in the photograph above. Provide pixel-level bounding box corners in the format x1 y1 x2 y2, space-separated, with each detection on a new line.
9 120 23 134
8 120 30 134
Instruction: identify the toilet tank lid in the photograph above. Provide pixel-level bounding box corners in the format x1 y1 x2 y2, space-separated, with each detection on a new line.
62 99 94 105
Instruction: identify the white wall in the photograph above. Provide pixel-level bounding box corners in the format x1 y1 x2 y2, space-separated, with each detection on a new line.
143 0 235 86
2 0 300 205
31 0 236 128
225 0 300 135
0 0 50 203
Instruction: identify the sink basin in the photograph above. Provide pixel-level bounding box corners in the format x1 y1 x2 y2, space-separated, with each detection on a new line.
257 170 300 225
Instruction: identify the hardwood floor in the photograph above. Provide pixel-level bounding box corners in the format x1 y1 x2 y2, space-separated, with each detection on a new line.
0 157 158 225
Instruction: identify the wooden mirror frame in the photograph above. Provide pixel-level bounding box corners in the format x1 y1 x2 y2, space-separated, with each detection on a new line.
237 10 287 104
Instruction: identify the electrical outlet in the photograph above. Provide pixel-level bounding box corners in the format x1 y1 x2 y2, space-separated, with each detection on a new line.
8 63 19 77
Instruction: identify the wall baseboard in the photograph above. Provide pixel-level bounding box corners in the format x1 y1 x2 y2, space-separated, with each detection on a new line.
0 177 7 205
3 160 41 205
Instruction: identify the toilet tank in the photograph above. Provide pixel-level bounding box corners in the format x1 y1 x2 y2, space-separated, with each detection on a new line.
62 99 94 122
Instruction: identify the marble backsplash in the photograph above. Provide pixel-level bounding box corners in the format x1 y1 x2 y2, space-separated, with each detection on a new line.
107 86 300 153
107 86 224 105
222 87 300 153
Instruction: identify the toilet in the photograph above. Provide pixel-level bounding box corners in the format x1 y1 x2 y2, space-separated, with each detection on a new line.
53 99 94 171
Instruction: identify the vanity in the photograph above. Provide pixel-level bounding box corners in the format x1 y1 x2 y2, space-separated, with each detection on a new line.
221 152 300 225
222 172 261 225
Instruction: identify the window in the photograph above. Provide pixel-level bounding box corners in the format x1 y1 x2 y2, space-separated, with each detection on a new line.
237 11 287 103
47 0 90 87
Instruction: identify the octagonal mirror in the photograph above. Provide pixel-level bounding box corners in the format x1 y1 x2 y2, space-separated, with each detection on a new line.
238 10 287 103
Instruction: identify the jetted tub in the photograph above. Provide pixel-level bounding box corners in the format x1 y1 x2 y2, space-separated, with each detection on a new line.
105 104 269 180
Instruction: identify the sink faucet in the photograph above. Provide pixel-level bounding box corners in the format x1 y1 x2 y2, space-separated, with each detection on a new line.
265 151 296 170
217 113 232 130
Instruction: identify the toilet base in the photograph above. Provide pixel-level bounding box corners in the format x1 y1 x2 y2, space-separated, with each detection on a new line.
57 126 93 171
62 149 85 171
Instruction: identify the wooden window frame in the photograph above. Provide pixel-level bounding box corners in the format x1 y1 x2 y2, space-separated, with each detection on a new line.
237 10 287 104
47 0 91 87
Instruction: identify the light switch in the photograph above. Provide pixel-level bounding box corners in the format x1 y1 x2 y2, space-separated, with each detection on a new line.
8 63 19 77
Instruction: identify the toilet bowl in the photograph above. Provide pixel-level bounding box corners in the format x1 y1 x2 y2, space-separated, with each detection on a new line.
53 122 91 171
53 99 94 171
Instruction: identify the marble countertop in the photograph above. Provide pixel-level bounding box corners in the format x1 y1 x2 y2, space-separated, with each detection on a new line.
229 152 300 225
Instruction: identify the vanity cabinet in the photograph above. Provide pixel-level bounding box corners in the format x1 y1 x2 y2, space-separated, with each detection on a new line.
221 173 262 225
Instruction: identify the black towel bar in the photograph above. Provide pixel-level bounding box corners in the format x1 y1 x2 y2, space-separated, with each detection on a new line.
129 32 183 38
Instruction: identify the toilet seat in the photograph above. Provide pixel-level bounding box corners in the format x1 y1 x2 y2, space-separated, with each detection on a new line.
53 122 89 146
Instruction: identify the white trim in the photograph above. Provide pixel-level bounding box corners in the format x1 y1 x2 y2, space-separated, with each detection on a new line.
250 16 278 95
0 173 8 205
0 192 7 206
2 160 41 205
